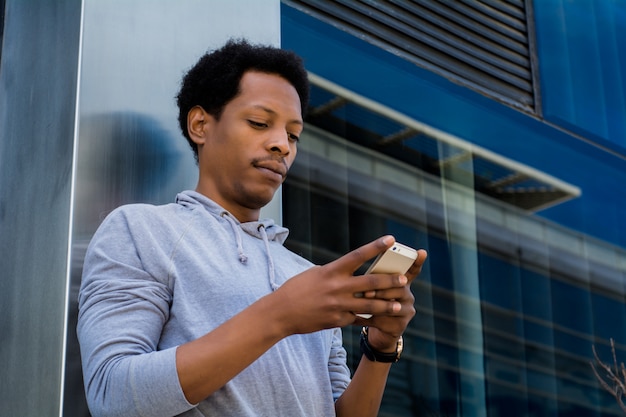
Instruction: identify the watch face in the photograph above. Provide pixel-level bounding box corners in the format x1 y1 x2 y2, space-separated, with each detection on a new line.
360 327 403 363
396 336 404 358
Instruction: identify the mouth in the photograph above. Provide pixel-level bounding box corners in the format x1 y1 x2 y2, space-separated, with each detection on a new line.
253 160 287 181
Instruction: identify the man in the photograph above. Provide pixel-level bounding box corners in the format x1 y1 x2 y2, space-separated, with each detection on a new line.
77 39 427 417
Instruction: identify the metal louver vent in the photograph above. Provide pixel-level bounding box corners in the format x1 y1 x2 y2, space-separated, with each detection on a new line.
283 0 539 113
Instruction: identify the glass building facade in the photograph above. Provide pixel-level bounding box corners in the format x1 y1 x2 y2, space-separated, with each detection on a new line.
279 1 626 416
1 1 625 416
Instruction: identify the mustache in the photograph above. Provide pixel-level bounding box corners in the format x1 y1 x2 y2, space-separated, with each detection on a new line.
251 156 289 171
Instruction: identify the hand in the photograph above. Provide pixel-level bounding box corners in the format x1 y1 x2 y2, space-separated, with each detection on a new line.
273 236 412 336
356 248 428 352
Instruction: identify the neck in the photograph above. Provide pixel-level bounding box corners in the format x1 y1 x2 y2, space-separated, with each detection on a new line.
194 185 261 223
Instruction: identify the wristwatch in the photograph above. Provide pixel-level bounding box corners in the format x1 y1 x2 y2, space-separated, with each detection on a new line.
359 326 403 363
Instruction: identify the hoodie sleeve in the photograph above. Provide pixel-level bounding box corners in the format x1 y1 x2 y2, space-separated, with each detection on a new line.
328 327 351 401
77 207 195 417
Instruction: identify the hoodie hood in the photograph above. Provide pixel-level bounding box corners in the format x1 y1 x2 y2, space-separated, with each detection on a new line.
175 190 290 244
175 190 289 291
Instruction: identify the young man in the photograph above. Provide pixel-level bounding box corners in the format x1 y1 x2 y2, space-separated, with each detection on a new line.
77 40 427 417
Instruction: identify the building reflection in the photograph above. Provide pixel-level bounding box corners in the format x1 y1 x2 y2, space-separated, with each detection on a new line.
64 112 181 417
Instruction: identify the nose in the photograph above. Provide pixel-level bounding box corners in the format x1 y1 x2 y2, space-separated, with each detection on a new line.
268 129 290 156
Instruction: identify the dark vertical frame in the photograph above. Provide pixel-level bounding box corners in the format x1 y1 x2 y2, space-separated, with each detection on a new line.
0 0 82 415
0 0 5 59
525 0 543 117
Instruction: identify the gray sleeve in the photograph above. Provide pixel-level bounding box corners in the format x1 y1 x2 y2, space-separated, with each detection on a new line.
328 327 351 401
77 208 194 417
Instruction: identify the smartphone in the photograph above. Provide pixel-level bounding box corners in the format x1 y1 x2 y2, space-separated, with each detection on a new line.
357 242 418 319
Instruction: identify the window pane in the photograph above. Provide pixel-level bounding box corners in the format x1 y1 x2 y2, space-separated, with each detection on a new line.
282 75 625 416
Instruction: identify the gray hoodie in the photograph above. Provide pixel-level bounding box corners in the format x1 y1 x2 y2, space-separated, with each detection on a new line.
77 190 351 417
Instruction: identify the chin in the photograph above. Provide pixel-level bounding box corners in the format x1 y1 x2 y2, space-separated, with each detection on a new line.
242 192 275 210
234 183 278 210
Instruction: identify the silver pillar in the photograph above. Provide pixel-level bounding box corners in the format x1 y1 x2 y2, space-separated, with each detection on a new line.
0 1 281 415
0 1 82 416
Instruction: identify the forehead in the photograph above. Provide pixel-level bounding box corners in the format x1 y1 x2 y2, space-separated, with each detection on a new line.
232 71 302 117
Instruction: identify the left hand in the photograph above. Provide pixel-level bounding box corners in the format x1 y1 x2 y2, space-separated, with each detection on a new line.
354 248 428 352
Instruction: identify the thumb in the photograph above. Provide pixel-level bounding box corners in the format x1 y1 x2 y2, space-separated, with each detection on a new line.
328 235 395 274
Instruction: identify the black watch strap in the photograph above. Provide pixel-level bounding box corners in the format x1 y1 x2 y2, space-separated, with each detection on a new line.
359 326 403 363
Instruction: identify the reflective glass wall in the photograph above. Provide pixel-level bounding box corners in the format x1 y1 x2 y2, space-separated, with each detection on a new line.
1 1 281 415
282 3 626 416
283 74 626 417
0 1 81 416
65 1 281 415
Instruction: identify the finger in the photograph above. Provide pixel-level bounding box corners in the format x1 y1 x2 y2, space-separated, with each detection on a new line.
330 235 395 273
363 290 376 299
352 273 407 299
406 249 428 282
361 274 408 299
356 299 403 316
366 286 410 301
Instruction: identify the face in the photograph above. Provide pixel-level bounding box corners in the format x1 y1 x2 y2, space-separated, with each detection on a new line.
188 71 303 222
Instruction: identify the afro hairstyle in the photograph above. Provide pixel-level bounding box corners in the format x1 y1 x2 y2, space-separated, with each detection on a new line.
176 39 309 161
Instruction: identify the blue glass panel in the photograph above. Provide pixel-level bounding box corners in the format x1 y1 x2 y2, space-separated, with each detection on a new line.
282 4 626 416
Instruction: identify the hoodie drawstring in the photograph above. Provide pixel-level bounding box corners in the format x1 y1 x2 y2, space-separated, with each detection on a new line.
221 212 248 264
220 212 279 291
258 224 279 291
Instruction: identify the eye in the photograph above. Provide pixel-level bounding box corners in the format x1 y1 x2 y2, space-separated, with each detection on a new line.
248 120 268 128
288 132 300 143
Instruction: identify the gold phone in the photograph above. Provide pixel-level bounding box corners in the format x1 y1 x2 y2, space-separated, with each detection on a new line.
357 242 418 319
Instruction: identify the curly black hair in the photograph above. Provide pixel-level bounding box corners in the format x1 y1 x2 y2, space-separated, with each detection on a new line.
176 39 309 161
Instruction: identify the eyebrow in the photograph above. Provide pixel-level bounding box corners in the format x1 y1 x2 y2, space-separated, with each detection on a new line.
251 105 303 126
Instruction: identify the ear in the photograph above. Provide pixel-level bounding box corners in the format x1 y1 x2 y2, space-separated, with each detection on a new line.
187 106 211 145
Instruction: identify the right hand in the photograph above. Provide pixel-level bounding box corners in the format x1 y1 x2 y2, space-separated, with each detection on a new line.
273 235 408 335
